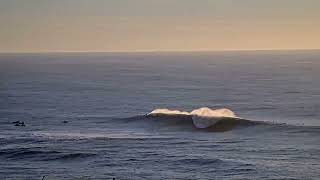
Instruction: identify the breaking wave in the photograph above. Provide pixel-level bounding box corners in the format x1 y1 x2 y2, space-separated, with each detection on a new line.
112 107 266 132
149 107 236 118
148 107 242 129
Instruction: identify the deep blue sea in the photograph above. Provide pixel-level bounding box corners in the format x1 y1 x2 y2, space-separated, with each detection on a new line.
1 51 320 179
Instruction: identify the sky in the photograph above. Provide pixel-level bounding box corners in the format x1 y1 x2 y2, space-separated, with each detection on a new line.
0 0 320 52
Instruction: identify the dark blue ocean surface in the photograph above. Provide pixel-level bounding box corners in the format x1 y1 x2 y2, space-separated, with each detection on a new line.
0 51 320 179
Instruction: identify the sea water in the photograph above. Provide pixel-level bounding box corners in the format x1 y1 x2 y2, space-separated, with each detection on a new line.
0 51 320 179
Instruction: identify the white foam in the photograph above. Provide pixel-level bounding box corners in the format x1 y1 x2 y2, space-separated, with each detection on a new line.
190 107 236 118
148 107 237 128
148 108 189 116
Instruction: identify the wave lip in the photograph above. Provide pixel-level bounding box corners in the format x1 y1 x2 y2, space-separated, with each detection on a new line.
148 107 239 129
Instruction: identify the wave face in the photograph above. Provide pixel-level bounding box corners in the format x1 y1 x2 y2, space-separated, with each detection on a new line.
146 107 258 131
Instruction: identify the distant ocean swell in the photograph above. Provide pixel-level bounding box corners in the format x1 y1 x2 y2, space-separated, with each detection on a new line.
116 107 320 133
118 107 265 132
0 148 96 161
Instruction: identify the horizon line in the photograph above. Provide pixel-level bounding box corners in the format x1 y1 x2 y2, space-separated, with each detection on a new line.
1 48 320 54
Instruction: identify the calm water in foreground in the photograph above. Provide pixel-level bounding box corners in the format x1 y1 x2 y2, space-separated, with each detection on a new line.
0 51 320 179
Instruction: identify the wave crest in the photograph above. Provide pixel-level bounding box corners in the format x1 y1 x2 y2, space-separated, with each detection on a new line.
148 108 189 116
148 107 237 129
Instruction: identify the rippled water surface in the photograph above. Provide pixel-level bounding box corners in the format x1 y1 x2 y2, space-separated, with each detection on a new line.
1 51 320 179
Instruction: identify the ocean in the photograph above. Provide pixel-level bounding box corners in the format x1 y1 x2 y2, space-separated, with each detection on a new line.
0 50 320 179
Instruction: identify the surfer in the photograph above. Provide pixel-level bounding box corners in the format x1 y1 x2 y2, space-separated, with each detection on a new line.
13 121 25 126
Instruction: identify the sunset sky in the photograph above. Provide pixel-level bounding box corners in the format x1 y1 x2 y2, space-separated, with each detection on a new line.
1 0 320 52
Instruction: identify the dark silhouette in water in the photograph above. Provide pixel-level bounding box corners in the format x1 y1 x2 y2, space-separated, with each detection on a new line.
12 121 25 126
